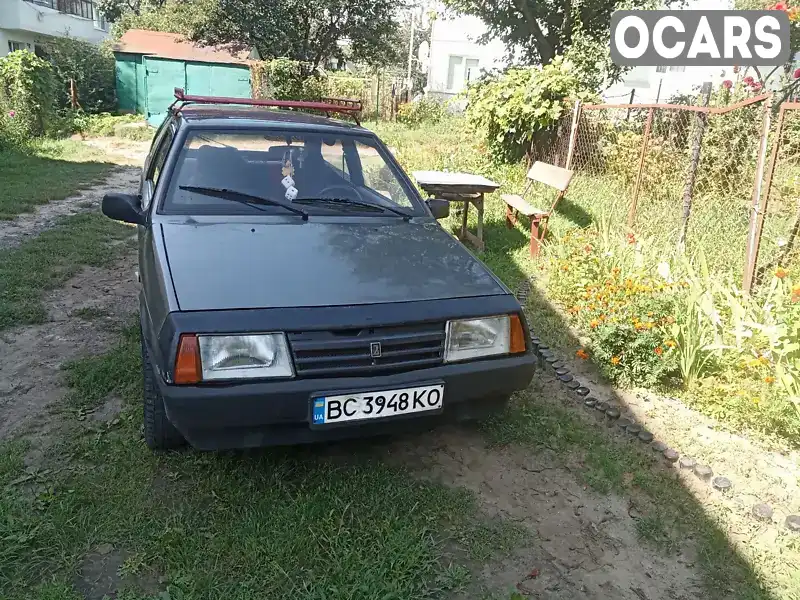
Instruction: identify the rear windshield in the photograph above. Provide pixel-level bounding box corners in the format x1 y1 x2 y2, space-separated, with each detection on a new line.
162 129 421 215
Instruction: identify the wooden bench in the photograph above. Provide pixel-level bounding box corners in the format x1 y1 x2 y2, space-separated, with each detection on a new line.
501 161 574 257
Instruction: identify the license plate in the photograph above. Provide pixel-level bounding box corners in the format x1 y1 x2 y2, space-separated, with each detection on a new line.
311 384 444 426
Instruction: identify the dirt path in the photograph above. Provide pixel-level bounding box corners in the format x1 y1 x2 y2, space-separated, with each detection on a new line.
0 168 141 251
0 147 141 442
0 253 139 445
388 425 702 600
83 137 151 166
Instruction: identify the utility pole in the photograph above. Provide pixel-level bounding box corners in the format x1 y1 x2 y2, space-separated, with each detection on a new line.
406 8 415 101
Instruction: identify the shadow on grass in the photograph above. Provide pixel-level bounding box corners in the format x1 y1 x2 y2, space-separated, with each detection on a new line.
556 196 595 228
0 141 118 220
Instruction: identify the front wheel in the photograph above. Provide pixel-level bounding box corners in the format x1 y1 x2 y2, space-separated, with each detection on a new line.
141 332 186 450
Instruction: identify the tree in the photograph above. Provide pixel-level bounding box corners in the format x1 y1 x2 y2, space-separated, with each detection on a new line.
106 0 213 39
442 0 656 85
192 0 402 72
97 0 165 23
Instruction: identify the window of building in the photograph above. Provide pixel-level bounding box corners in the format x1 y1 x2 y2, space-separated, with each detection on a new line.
93 9 108 30
656 65 687 73
7 41 32 53
446 56 463 90
27 0 98 20
465 58 480 84
446 55 480 92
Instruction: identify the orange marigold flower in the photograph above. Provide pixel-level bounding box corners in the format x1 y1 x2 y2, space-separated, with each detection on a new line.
654 346 663 355
765 376 775 384
626 233 636 245
576 349 589 360
665 340 677 348
590 319 600 328
610 356 621 365
775 267 788 279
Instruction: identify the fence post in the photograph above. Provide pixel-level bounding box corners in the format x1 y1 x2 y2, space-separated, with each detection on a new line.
627 107 654 227
565 100 582 170
677 82 712 252
743 95 775 293
625 89 635 120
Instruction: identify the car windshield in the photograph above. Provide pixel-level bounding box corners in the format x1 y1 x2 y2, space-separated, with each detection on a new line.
163 129 420 216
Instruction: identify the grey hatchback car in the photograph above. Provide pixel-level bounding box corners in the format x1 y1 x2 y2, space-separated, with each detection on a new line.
102 93 536 451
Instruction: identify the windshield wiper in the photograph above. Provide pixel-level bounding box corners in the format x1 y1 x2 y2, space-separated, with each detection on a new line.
294 197 411 220
178 186 308 220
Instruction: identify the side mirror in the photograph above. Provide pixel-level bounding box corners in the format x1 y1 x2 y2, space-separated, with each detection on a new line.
426 198 450 220
102 193 146 226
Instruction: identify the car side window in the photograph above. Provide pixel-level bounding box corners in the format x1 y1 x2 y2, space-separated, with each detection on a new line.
320 140 350 181
142 127 174 210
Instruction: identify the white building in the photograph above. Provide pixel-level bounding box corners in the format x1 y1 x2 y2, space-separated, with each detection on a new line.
0 0 109 58
425 11 507 99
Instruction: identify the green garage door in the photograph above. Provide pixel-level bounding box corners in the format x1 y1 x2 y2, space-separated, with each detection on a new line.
144 58 252 126
144 56 187 126
186 62 251 98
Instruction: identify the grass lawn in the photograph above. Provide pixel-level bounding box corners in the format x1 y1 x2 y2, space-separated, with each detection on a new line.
0 140 118 220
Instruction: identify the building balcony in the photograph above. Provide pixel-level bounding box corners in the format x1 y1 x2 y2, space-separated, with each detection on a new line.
0 0 109 48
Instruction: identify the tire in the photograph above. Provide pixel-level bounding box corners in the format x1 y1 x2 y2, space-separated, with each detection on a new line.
141 331 186 450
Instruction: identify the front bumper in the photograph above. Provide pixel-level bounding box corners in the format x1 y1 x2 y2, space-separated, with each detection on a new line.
159 353 535 450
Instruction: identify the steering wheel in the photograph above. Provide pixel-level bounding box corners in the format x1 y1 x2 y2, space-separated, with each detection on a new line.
318 184 364 203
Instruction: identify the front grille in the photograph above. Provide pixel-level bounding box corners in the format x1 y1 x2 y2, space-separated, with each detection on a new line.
288 322 446 378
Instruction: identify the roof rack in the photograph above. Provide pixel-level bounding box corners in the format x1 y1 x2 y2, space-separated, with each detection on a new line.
170 88 362 125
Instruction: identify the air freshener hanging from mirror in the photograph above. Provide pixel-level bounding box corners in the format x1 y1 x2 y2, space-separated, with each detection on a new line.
281 152 298 201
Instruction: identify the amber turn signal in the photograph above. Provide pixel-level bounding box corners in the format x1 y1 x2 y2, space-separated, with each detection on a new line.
510 314 526 354
174 334 201 384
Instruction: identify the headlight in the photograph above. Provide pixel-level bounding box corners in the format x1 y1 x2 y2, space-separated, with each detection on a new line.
197 333 294 380
444 316 511 362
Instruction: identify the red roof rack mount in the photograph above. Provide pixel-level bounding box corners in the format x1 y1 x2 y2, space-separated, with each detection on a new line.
170 88 362 125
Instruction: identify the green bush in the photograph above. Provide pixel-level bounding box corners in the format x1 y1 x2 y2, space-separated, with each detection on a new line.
251 59 327 101
0 51 56 138
465 57 596 163
0 112 24 152
397 98 446 127
44 37 116 114
326 75 366 100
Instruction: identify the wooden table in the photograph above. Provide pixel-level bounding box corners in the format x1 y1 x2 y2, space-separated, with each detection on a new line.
413 171 500 251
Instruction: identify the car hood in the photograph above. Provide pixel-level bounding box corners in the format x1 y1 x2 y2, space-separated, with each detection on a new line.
161 220 507 311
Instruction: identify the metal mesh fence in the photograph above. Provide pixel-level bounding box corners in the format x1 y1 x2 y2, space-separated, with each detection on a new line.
552 97 777 284
759 105 800 281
